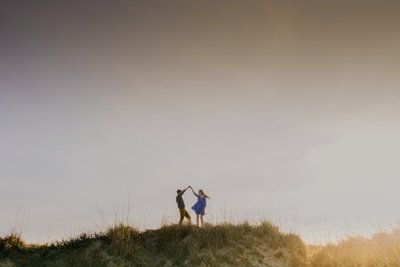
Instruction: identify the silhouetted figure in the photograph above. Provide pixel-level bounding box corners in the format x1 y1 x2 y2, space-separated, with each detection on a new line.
176 186 191 225
190 186 210 227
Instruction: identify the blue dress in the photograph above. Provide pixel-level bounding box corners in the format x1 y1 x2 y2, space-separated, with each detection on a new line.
192 196 206 215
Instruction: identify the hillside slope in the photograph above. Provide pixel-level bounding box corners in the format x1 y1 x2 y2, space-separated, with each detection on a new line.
0 222 307 267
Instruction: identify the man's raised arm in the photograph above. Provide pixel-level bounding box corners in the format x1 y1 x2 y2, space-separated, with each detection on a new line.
178 186 190 196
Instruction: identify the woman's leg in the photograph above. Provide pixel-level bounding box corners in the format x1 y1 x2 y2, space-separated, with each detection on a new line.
200 215 204 227
196 214 200 227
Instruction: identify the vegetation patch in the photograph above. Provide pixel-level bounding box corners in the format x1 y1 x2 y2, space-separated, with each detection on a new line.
310 229 400 267
0 222 307 267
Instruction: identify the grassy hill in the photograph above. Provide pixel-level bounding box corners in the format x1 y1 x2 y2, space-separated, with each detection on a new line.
0 222 307 267
4 222 399 267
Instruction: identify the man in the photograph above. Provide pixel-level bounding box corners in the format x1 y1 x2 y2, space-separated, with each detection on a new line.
176 186 191 225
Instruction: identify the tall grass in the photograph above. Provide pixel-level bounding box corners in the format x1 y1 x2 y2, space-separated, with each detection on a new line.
0 222 307 267
310 228 400 267
4 222 399 266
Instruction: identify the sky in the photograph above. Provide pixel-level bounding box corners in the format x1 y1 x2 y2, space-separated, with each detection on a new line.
1 0 400 244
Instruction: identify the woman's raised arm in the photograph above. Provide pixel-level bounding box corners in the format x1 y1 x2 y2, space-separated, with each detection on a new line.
190 186 199 197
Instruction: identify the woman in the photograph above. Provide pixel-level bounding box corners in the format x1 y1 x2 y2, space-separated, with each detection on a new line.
190 186 210 227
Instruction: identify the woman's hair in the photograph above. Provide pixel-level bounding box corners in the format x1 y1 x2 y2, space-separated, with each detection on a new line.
199 189 210 199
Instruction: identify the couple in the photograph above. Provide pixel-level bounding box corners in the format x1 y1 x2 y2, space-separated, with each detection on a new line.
176 186 210 227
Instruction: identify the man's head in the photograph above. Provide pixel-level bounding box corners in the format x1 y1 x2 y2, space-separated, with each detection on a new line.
177 189 182 194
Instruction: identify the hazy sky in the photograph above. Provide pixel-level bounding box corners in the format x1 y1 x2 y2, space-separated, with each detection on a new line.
1 0 400 244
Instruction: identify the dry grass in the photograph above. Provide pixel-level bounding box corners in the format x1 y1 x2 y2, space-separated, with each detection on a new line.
3 223 400 266
310 229 400 267
0 221 307 267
